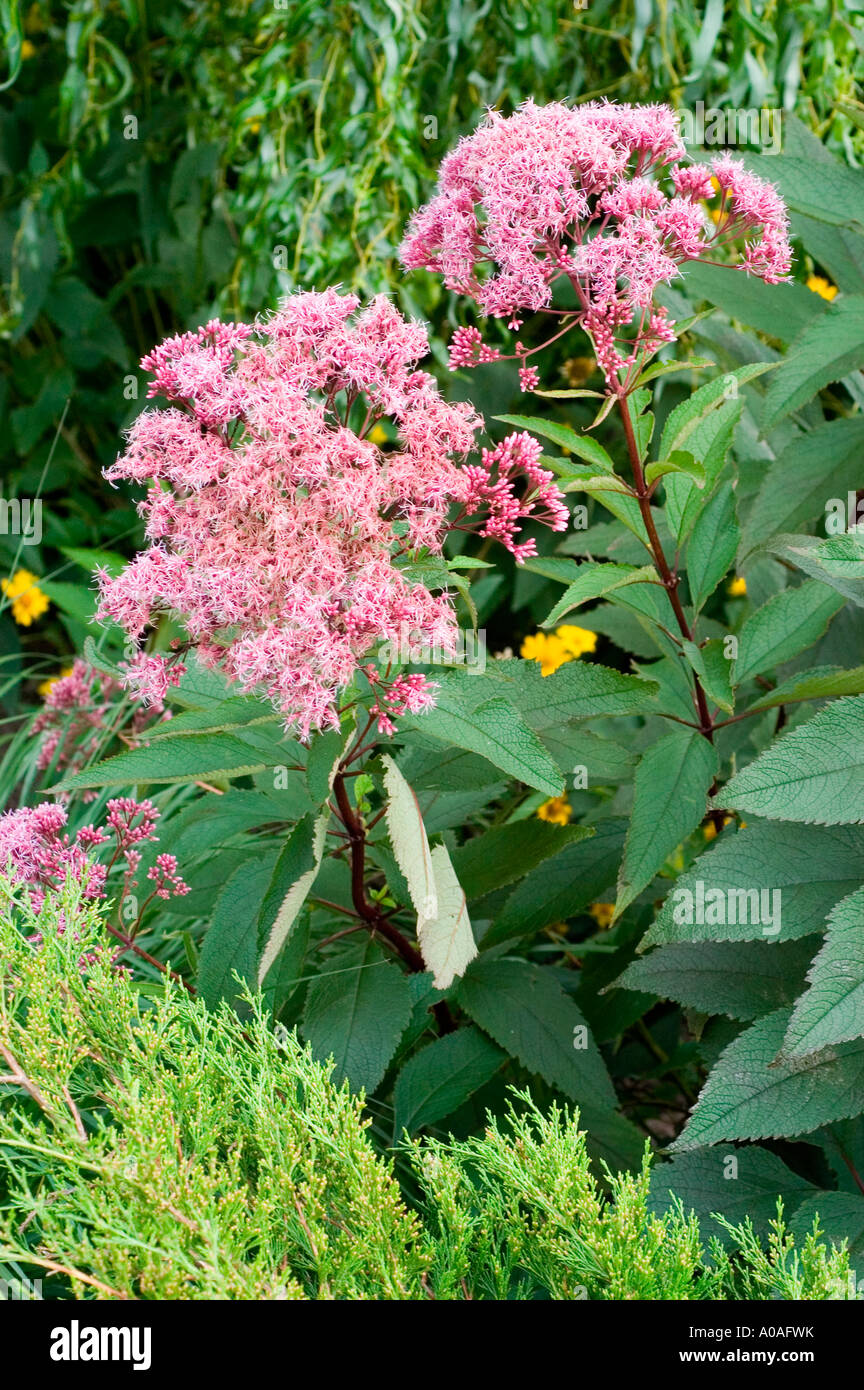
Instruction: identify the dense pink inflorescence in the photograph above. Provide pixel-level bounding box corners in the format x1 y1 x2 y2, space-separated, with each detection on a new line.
0 797 187 918
99 291 566 736
400 100 792 386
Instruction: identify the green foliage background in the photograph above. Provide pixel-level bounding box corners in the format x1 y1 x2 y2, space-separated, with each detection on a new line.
4 0 864 1301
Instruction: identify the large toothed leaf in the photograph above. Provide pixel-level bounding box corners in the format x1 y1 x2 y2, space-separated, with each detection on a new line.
680 259 829 342
765 534 864 607
392 1027 506 1136
681 639 734 715
199 851 279 1010
659 361 776 459
763 296 864 427
256 811 328 984
616 937 817 1021
685 480 739 612
672 1008 864 1150
741 417 864 555
644 822 864 947
456 955 616 1111
742 664 864 715
418 843 477 989
649 1147 818 1247
782 888 864 1057
615 729 717 918
715 696 864 824
382 755 437 920
541 562 658 628
51 733 276 791
403 690 563 796
733 580 844 685
462 658 660 727
302 937 413 1094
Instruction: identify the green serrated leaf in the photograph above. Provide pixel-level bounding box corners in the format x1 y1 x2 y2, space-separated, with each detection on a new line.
644 822 864 947
541 562 658 628
782 888 864 1056
51 733 274 792
616 937 817 1021
302 938 413 1093
733 581 844 686
763 297 864 427
615 729 717 918
682 639 734 715
686 481 739 613
672 1008 864 1150
456 955 616 1111
493 414 615 471
716 696 864 824
392 1027 506 1136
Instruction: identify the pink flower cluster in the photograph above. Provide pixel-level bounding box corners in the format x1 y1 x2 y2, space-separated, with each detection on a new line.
33 660 164 785
365 667 437 736
0 797 188 916
400 100 791 386
460 432 569 562
100 291 566 735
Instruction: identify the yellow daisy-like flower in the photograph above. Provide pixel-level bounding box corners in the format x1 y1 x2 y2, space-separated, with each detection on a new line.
37 664 74 698
1 569 49 626
521 625 597 676
368 423 389 446
20 38 36 60
807 274 838 302
521 631 569 676
588 902 615 929
557 624 598 658
537 796 572 826
727 575 747 597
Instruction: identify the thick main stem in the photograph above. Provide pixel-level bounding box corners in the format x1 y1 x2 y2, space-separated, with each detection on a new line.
332 768 456 1034
617 396 715 741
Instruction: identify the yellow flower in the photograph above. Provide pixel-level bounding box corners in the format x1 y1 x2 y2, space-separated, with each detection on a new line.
521 624 597 676
588 902 615 929
807 274 838 302
521 631 570 676
557 624 598 658
1 569 49 626
727 575 747 597
537 796 572 826
37 664 74 698
368 423 389 446
20 38 36 59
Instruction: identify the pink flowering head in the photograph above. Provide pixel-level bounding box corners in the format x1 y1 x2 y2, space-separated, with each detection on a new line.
0 802 107 912
0 796 187 923
401 100 791 388
99 291 566 736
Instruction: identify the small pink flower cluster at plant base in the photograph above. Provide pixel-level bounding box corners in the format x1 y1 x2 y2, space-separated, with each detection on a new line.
400 100 792 387
0 797 188 917
99 291 566 736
